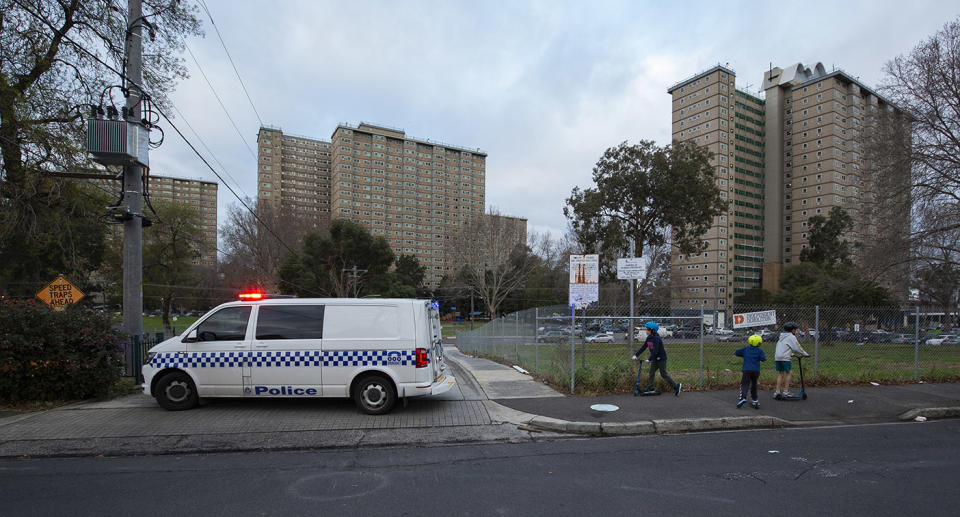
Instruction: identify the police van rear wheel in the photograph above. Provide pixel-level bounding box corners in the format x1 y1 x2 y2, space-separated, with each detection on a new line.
155 372 199 411
354 375 396 415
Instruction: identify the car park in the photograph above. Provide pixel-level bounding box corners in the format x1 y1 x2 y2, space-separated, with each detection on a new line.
585 333 614 343
673 327 700 339
142 294 453 415
717 332 747 342
926 334 956 346
890 333 915 344
537 330 569 343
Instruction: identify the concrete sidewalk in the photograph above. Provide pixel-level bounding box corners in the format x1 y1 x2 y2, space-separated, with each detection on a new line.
2 345 957 459
445 345 960 435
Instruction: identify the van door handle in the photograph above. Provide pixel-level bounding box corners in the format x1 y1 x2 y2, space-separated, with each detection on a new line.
255 343 268 348
234 344 246 349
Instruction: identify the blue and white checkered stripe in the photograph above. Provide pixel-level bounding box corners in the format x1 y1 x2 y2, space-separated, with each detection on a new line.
249 350 323 367
150 351 247 369
322 350 415 367
149 349 419 369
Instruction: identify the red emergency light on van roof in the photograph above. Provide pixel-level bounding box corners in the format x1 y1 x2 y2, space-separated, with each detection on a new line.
237 291 295 301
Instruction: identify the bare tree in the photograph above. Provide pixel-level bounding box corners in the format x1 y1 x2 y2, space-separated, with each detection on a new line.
219 200 314 291
447 209 536 317
880 18 960 250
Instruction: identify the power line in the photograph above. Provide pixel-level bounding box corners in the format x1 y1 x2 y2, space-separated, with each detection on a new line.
183 42 257 161
197 0 263 126
151 103 293 253
168 101 249 199
9 2 294 257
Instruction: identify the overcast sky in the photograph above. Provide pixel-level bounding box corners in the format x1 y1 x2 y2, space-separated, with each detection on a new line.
150 0 960 245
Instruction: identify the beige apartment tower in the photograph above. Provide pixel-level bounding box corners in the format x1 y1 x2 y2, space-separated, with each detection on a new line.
669 62 909 309
258 123 523 288
668 65 766 311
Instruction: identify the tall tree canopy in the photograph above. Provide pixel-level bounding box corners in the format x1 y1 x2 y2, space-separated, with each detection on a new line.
278 219 426 298
564 140 727 269
800 206 855 266
0 1 202 295
142 201 203 327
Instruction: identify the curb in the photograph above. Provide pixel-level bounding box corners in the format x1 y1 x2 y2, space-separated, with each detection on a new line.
898 407 960 421
528 415 791 436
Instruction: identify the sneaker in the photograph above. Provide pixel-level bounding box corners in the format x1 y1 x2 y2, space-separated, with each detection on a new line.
737 398 747 408
675 383 682 396
751 400 759 409
782 390 793 397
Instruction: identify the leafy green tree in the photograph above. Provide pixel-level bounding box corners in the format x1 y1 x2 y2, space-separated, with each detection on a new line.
142 202 203 328
0 183 110 297
774 262 895 307
279 219 394 297
734 287 774 305
800 207 855 266
564 140 727 274
0 1 201 297
0 0 202 195
395 254 425 292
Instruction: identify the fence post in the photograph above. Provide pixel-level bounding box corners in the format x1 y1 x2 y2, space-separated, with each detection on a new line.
535 308 539 374
132 333 142 383
581 308 587 369
570 305 576 394
814 305 820 379
699 304 704 388
914 305 920 380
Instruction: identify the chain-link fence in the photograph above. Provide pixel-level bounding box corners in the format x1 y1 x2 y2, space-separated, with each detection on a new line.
456 303 960 394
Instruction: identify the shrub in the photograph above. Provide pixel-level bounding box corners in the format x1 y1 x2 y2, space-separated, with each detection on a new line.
0 300 124 403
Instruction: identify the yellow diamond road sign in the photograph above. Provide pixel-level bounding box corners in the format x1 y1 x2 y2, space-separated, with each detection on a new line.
36 275 84 311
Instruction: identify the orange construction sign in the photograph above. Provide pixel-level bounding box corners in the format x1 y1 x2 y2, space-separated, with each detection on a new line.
36 275 85 311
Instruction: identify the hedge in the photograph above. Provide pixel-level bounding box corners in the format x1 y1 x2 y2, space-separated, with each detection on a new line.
0 300 124 403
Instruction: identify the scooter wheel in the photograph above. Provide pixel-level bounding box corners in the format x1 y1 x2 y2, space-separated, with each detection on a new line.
801 392 808 400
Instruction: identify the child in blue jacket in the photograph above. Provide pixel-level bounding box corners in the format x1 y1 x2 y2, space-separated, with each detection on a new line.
735 334 766 409
632 321 681 395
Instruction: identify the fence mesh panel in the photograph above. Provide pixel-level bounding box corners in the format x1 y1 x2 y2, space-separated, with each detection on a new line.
456 303 960 394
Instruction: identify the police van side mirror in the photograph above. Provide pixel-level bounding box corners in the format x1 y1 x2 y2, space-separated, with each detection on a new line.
182 329 198 343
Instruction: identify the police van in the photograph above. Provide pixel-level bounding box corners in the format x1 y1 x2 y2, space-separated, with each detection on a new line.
141 294 454 414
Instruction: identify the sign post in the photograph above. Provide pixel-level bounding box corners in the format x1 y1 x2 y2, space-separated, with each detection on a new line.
36 275 85 311
569 254 599 393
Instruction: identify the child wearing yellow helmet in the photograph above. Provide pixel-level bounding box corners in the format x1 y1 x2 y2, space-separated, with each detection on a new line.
735 334 767 409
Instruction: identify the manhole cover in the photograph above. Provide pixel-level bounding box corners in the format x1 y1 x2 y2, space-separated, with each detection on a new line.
590 404 620 412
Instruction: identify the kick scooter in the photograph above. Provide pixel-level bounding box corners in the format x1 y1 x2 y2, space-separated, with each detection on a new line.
774 355 808 401
632 357 661 396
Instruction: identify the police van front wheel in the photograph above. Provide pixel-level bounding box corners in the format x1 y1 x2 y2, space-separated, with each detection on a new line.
155 372 199 411
354 374 396 415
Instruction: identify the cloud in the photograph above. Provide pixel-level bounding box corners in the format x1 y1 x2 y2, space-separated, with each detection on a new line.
150 0 960 248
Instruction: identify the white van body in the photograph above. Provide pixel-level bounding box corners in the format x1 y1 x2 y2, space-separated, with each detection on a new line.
141 298 454 414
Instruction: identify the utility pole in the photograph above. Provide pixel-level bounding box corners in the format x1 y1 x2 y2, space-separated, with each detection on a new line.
342 265 367 297
122 0 144 338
